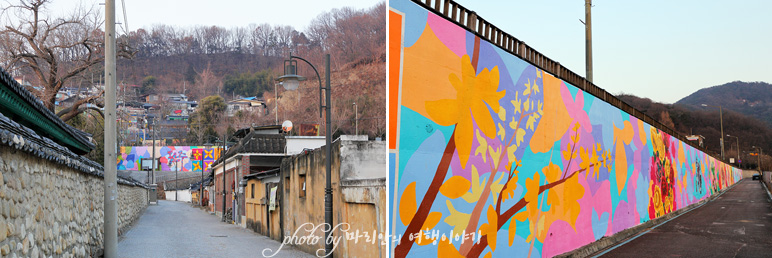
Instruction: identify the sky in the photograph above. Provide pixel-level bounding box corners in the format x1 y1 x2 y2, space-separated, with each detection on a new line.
452 0 772 103
47 0 384 32
34 0 772 104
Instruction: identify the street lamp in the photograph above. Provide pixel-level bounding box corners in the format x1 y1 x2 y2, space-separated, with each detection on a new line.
276 53 333 256
753 146 763 174
353 102 358 135
702 104 724 160
726 134 739 165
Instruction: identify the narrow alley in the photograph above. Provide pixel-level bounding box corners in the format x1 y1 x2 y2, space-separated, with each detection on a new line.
117 201 313 257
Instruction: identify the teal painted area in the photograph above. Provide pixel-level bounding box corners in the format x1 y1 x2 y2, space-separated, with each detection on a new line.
397 107 454 183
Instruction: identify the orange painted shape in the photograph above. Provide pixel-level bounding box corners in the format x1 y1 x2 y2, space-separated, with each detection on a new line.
614 121 635 194
400 24 460 117
388 10 403 150
530 73 572 153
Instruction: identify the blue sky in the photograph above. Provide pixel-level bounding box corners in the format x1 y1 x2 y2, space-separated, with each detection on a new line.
48 0 384 33
455 0 772 103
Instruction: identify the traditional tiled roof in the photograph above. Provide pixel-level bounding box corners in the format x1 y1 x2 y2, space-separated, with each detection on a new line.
0 111 144 187
0 67 95 154
0 67 143 187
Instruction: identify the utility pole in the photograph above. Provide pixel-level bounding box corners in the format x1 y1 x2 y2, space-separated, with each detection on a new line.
103 0 118 256
222 132 227 222
719 105 724 160
353 102 358 135
175 158 178 201
585 0 593 83
152 117 156 184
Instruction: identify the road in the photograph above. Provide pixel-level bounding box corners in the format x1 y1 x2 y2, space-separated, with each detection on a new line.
117 200 314 258
597 179 772 257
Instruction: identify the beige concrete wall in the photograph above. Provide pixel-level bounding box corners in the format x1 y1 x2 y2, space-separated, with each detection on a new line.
281 137 386 258
741 169 760 178
0 145 147 257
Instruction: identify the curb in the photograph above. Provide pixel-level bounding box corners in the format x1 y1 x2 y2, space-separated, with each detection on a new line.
760 179 772 202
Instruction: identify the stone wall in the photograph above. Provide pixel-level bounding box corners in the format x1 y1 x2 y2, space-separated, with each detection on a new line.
0 145 148 257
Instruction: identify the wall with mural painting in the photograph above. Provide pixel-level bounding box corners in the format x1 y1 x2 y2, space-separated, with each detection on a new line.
118 146 222 172
388 0 742 257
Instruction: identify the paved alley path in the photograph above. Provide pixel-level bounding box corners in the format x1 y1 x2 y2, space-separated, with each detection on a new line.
117 200 314 258
597 179 772 257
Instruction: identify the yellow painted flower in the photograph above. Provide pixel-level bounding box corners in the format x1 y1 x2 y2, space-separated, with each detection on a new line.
425 55 505 168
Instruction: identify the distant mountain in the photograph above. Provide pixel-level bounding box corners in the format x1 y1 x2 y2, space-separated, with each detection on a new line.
617 93 772 170
676 81 772 126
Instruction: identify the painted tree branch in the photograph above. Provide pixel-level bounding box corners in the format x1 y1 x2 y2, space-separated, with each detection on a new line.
466 161 601 258
394 130 457 258
459 107 536 254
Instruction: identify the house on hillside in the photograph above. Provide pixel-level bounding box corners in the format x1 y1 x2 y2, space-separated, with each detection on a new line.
226 97 266 117
146 93 188 102
144 93 198 121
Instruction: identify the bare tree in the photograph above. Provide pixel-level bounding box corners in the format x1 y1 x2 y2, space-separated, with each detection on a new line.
195 63 222 98
0 0 132 121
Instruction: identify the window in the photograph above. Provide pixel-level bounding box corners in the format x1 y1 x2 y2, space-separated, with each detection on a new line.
299 174 306 198
285 176 290 192
251 183 255 199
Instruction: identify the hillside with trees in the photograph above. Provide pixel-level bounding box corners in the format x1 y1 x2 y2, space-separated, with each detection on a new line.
676 81 772 127
1 0 385 165
618 94 772 170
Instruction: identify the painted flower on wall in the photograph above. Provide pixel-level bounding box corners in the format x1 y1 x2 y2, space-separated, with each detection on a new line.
425 54 505 168
648 128 676 219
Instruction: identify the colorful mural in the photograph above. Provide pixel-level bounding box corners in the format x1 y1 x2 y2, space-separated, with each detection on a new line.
118 146 222 172
388 1 742 257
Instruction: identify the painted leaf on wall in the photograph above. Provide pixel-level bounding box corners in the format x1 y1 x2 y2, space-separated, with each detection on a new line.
400 182 417 226
440 176 472 199
480 204 499 251
445 200 471 235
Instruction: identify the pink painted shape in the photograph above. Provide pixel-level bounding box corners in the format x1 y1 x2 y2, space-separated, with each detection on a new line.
543 219 595 258
427 13 467 57
560 83 592 133
542 171 610 257
611 201 637 235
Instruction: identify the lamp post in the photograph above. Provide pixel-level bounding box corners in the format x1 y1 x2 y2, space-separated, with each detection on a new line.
274 82 279 125
277 53 333 256
726 134 739 165
702 104 724 160
753 146 763 174
200 144 206 206
353 102 358 135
